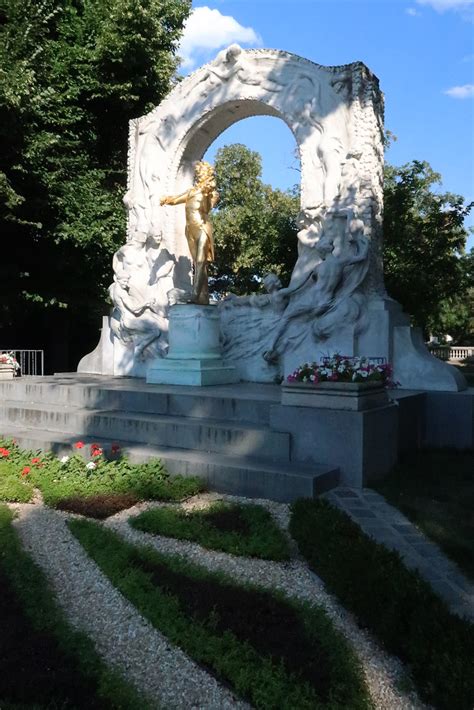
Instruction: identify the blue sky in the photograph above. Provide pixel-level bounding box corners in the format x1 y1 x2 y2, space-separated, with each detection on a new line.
178 0 474 249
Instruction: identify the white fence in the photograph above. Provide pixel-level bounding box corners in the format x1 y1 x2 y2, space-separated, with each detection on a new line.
429 346 474 362
0 350 44 376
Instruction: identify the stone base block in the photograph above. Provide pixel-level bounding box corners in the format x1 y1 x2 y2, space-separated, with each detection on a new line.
0 371 15 380
281 381 388 411
147 303 239 386
393 325 466 392
270 400 398 487
146 357 239 386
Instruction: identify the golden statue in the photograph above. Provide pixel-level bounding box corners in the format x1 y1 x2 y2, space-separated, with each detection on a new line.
160 161 219 305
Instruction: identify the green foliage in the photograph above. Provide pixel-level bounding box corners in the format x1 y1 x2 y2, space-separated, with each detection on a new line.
383 160 472 332
0 459 34 502
290 498 474 710
131 501 291 560
212 146 472 339
373 449 474 582
211 144 299 295
427 248 474 343
0 504 148 708
70 518 371 710
0 0 191 364
0 438 204 504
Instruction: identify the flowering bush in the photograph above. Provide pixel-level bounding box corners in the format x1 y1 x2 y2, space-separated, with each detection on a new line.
0 437 204 506
287 354 398 388
0 352 20 371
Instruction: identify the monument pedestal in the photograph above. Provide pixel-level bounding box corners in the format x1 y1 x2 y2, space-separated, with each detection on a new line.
146 304 239 386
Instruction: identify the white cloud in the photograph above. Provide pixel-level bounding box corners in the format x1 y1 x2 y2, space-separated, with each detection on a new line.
406 7 421 15
416 0 473 10
178 6 262 70
444 83 474 97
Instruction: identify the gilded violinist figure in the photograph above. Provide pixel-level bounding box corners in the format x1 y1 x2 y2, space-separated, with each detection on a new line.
160 161 219 305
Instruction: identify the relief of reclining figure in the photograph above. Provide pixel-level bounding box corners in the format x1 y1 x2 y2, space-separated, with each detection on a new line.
263 227 369 363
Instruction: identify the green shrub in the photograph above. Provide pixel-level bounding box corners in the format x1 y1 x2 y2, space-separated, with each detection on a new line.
131 502 291 560
0 505 147 708
0 438 205 505
70 518 372 710
289 498 474 710
0 459 34 502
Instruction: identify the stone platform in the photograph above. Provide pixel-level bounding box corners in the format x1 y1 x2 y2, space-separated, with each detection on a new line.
0 375 472 501
0 375 339 502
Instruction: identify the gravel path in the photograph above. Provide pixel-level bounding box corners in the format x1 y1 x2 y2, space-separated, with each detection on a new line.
9 493 429 710
11 502 249 710
106 493 427 710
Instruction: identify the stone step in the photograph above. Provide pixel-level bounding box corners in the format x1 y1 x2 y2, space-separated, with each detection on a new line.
0 424 339 503
0 376 276 425
0 401 290 462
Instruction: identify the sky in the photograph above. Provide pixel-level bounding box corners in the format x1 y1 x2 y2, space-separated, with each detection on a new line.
177 0 474 249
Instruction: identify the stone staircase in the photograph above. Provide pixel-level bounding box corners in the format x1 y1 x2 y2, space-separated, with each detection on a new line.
0 374 339 502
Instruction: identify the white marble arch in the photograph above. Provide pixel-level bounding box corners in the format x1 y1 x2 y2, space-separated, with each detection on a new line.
78 45 465 391
126 46 385 297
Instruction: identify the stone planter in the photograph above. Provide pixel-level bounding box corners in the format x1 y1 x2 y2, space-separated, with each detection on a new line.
0 363 15 380
281 380 389 411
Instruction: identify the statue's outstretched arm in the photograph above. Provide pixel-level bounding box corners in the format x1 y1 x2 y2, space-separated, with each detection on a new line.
160 191 189 206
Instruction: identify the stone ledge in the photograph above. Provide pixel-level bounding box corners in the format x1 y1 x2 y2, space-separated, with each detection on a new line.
281 380 388 411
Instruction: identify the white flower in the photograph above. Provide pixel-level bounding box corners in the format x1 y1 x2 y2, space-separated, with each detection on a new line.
59 455 69 463
85 461 97 470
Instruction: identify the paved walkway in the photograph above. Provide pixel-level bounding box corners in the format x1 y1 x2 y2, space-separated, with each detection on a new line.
325 487 474 621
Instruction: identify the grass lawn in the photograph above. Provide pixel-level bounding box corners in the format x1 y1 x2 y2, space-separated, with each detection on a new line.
454 363 474 386
0 505 146 709
70 518 371 710
130 501 291 560
372 449 474 581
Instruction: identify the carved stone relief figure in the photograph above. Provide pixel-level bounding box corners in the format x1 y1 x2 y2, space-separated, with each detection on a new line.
125 114 177 241
263 218 369 362
288 206 326 290
222 273 294 314
196 44 296 100
109 233 174 359
109 274 168 360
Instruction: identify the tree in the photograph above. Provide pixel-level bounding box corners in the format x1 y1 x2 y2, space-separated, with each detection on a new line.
383 160 472 333
0 0 191 370
427 248 474 343
210 144 299 296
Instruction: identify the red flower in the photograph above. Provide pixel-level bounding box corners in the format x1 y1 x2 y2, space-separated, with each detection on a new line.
74 441 85 449
0 448 10 457
92 448 102 457
111 443 121 454
21 466 31 476
31 457 41 464
90 443 100 451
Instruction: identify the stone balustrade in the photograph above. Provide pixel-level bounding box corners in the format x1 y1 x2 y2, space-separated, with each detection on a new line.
429 346 474 362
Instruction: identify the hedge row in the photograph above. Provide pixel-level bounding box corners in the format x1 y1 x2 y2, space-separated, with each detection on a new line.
70 517 371 710
289 498 474 710
0 505 145 709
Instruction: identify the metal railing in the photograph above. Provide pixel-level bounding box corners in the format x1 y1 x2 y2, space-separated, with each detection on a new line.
0 350 44 376
429 346 474 362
